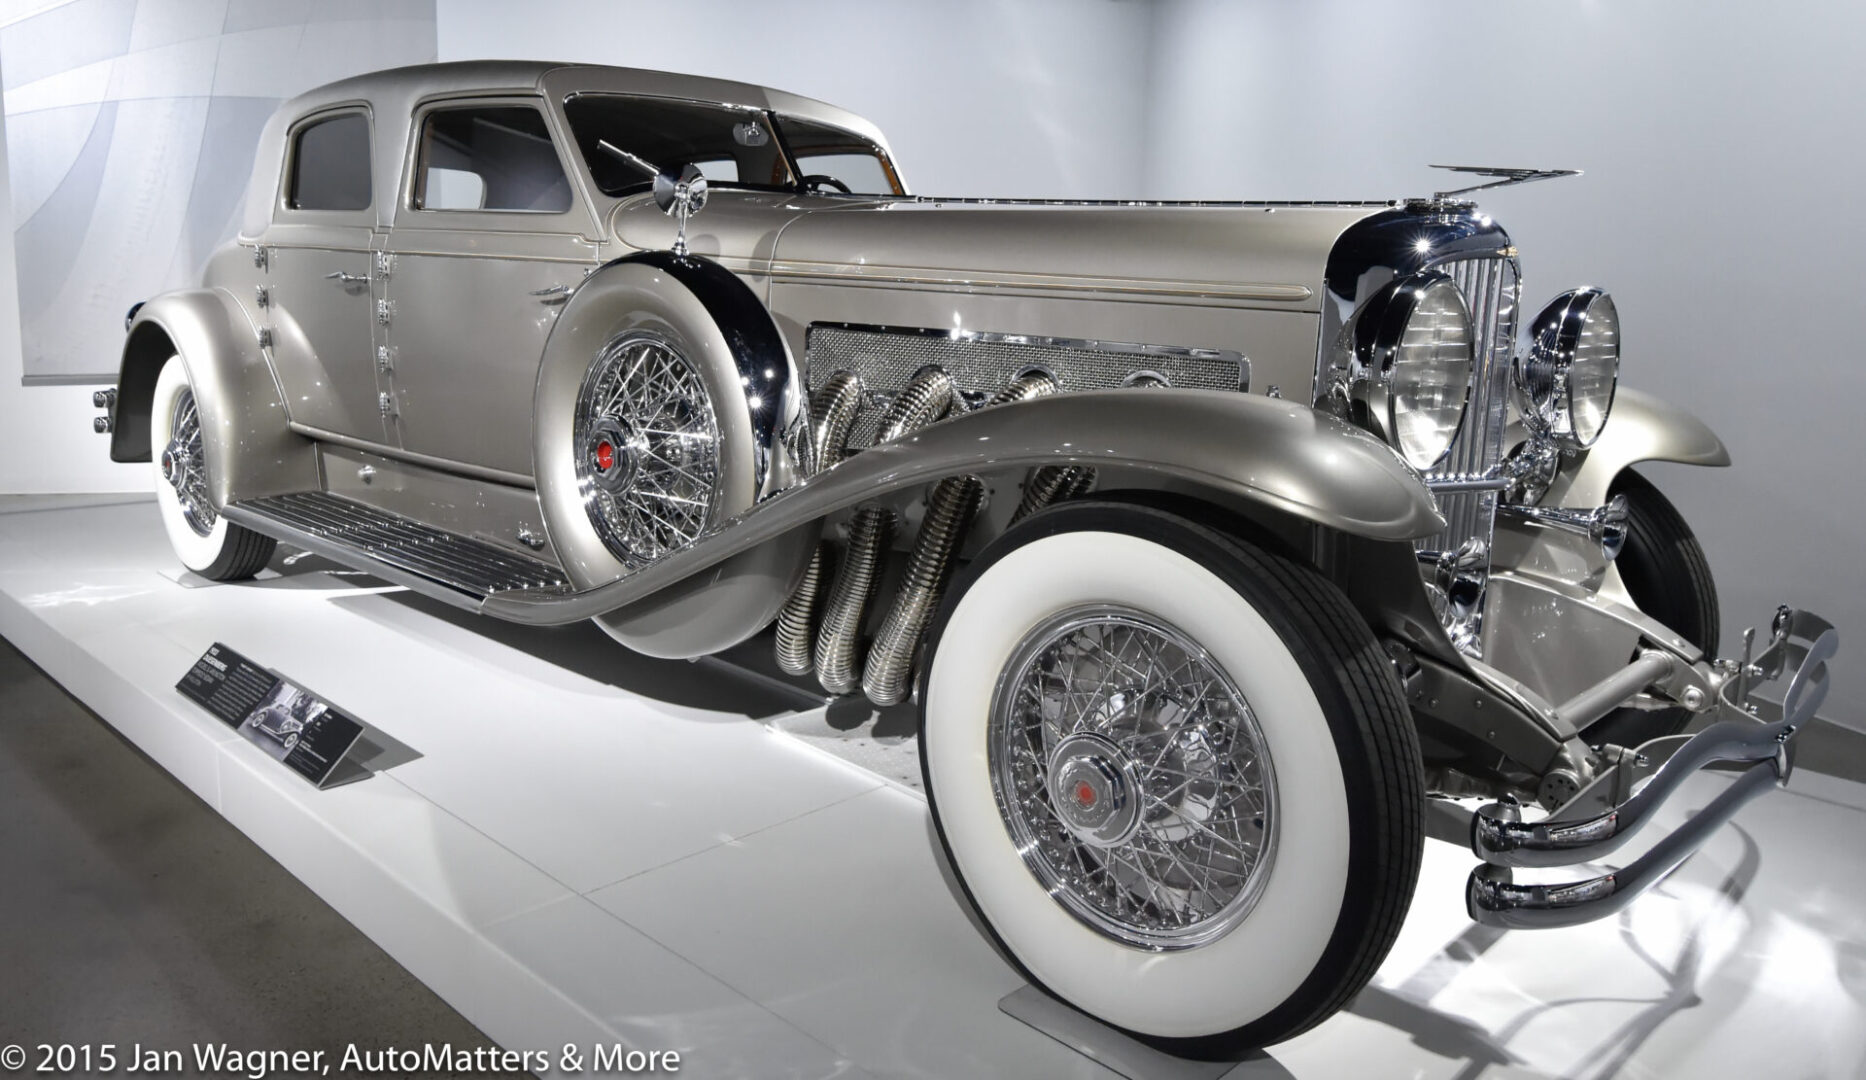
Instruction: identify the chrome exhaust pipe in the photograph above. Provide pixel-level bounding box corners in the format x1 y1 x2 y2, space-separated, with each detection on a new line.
814 370 954 694
863 373 1058 706
1010 464 1094 523
774 372 866 676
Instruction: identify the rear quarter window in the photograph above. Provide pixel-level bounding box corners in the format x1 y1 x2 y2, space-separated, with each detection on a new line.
414 105 572 213
287 112 372 212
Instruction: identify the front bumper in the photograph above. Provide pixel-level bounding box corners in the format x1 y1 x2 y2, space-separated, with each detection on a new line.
1466 607 1838 929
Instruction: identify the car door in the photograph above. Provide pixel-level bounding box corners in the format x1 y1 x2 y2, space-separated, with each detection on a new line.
263 107 390 445
383 97 600 479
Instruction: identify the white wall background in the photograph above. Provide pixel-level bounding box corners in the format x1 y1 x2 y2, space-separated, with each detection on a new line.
0 0 1857 722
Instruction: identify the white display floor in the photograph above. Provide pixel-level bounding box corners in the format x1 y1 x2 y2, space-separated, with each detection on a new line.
4 495 1864 1079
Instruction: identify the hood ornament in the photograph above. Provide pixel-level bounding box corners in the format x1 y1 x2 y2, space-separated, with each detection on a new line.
1429 165 1582 201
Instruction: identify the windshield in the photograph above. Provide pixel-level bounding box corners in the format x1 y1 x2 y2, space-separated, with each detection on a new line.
562 93 902 198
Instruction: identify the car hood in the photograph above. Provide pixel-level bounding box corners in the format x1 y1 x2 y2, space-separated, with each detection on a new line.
612 195 1392 314
769 198 1392 314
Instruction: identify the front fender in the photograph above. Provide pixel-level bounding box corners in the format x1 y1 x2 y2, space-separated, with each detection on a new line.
113 289 315 506
485 388 1442 625
1549 387 1730 507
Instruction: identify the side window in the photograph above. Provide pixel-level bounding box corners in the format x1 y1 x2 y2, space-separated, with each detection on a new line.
287 112 372 211
415 105 572 213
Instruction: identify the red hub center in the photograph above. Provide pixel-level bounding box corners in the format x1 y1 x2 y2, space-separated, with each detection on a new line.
594 440 615 472
1075 782 1097 808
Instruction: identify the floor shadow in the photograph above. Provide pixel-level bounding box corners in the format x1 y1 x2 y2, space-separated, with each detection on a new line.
371 588 822 719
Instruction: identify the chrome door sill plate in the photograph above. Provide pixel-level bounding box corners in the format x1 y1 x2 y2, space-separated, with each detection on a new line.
228 491 569 610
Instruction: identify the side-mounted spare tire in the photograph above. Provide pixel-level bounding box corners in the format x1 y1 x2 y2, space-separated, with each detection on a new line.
532 251 812 658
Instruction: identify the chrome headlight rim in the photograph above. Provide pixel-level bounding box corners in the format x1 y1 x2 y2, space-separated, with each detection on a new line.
1515 287 1620 451
1351 270 1477 471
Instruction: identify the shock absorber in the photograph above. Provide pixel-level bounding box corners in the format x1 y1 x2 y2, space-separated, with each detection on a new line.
773 371 866 676
862 372 1059 706
814 369 955 695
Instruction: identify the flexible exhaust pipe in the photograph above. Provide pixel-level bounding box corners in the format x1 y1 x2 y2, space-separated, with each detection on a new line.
1010 465 1095 523
862 373 1059 706
814 369 955 694
999 376 1164 525
774 372 866 676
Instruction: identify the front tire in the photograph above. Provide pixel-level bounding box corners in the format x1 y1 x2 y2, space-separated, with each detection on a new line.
1592 468 1721 743
919 502 1422 1055
150 356 275 581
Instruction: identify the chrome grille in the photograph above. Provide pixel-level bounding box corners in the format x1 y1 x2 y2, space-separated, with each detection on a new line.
806 324 1248 450
1420 255 1520 553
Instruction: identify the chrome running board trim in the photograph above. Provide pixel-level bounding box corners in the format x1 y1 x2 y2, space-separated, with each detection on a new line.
226 492 570 609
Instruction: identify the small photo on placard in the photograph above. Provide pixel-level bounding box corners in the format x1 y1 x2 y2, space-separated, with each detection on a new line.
239 682 323 762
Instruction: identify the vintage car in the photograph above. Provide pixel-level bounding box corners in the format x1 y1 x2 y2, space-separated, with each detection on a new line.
95 61 1836 1054
247 692 317 753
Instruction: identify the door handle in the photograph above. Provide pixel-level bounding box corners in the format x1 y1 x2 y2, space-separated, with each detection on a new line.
530 284 572 304
323 271 368 285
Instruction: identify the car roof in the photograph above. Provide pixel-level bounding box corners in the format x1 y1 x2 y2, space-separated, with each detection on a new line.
242 60 894 234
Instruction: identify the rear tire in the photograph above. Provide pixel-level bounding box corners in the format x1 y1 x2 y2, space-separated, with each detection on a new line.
919 501 1422 1056
150 356 275 581
1592 468 1721 743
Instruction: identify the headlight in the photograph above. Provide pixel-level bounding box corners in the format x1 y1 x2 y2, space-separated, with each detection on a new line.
1351 271 1475 470
1516 288 1619 449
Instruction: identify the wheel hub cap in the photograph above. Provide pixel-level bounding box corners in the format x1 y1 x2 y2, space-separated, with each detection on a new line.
1048 733 1141 847
582 417 640 495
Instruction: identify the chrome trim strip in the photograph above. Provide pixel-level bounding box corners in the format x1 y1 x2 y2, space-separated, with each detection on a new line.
808 322 1250 388
288 422 536 489
767 260 1313 304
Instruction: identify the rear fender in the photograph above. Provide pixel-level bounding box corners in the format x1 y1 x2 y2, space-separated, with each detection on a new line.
112 290 316 505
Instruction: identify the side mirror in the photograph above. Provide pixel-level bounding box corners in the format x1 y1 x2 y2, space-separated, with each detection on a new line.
653 163 709 257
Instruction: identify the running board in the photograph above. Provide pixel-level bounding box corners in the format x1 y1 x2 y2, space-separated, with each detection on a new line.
225 492 570 611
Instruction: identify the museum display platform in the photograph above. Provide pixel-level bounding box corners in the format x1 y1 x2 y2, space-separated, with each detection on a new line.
3 494 1863 1080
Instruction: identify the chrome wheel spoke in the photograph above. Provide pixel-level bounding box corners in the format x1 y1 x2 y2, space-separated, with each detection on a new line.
575 331 718 567
989 606 1279 950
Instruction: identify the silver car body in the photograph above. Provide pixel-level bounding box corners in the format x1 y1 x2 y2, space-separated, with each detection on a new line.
103 61 1835 931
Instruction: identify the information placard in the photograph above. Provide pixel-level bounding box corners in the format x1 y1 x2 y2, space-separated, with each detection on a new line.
177 643 366 788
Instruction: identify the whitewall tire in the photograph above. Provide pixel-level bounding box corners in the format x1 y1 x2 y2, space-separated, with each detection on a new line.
919 501 1422 1055
150 356 275 580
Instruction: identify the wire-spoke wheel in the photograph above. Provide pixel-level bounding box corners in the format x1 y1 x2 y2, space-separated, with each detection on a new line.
575 329 720 567
921 501 1422 1056
991 607 1279 950
149 356 275 580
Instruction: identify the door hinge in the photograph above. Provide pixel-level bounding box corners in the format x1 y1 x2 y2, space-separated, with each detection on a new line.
376 299 393 325
254 285 270 308
374 251 394 279
252 245 268 271
376 345 395 373
256 328 273 349
378 391 396 418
